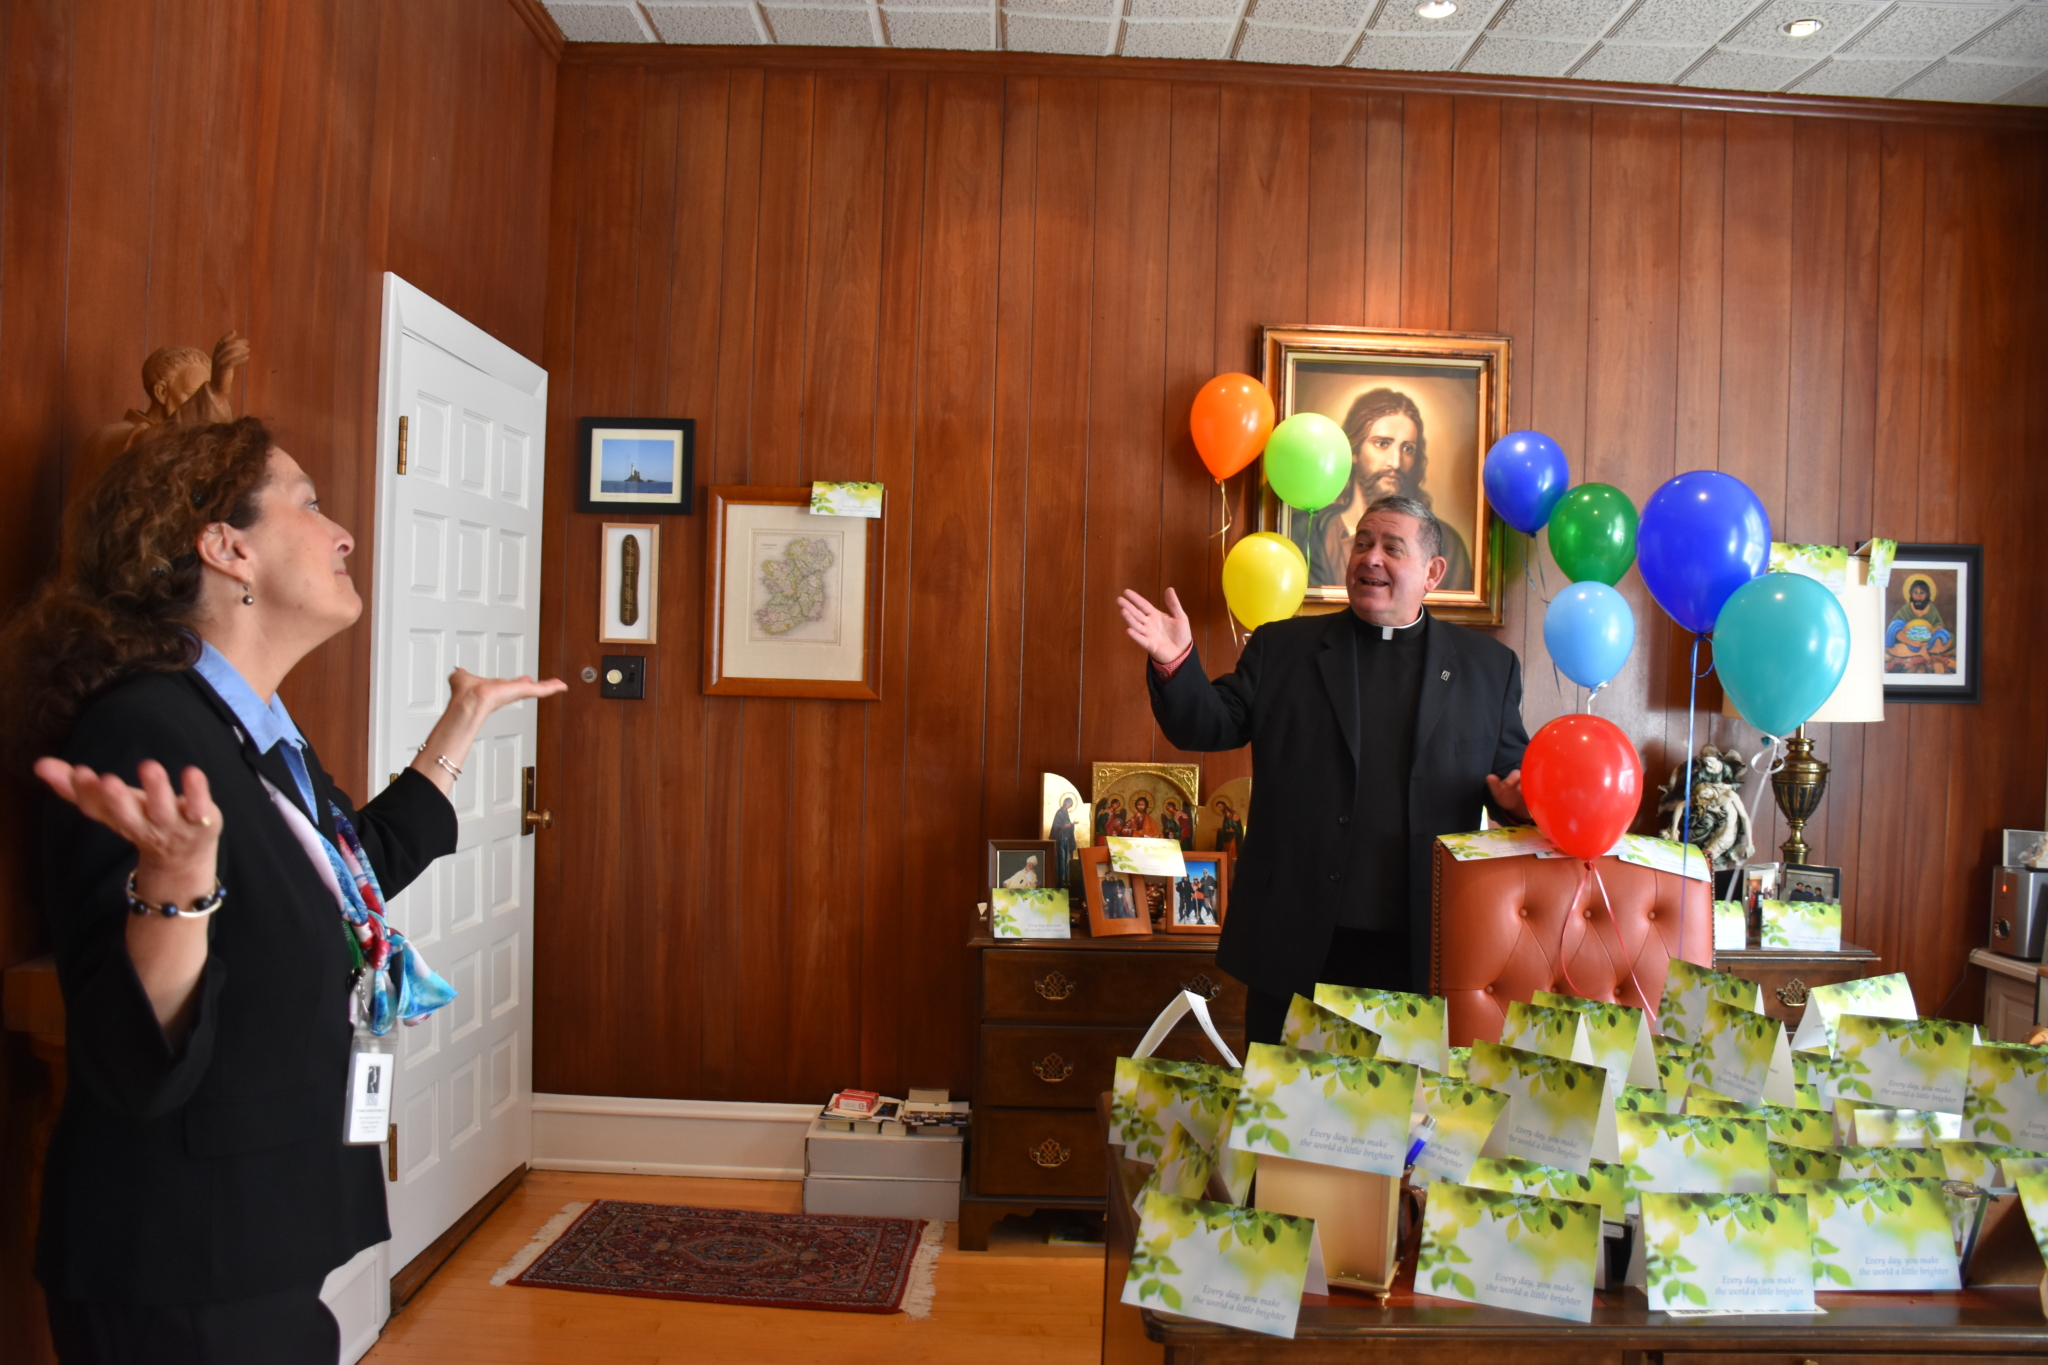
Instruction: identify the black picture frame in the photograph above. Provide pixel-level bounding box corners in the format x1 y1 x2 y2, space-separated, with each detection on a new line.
1882 542 1981 704
577 416 695 515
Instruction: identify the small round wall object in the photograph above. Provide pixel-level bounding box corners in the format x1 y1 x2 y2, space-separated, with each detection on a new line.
606 668 623 685
581 666 598 683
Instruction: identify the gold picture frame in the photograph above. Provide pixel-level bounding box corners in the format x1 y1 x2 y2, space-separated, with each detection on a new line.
1090 762 1200 847
1257 325 1509 626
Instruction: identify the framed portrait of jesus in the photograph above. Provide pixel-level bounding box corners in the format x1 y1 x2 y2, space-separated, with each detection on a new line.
1257 326 1509 626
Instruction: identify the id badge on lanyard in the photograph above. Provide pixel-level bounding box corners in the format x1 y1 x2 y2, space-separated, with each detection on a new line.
344 978 394 1146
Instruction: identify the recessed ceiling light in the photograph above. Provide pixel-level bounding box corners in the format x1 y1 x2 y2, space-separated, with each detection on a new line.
1779 17 1825 38
1415 1 1459 18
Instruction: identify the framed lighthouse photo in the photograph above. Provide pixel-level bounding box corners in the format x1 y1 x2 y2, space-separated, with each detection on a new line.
577 416 695 515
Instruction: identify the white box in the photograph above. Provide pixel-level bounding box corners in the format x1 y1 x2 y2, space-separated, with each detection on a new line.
804 1118 963 1181
803 1174 961 1222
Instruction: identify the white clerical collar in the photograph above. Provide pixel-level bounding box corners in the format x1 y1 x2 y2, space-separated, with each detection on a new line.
1361 608 1427 641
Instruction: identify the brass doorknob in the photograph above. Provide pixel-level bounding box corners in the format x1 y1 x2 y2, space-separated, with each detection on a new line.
524 808 554 830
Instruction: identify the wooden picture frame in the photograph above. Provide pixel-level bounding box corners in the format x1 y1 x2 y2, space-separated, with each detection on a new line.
703 486 885 700
1882 543 1982 704
1079 846 1149 938
598 522 659 644
1257 325 1509 626
1168 852 1230 936
988 840 1056 896
577 416 695 515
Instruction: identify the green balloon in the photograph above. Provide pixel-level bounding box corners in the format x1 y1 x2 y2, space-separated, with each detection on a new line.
1264 413 1350 511
1546 482 1638 585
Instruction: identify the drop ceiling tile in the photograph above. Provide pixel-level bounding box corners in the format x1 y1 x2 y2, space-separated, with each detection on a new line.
2003 69 2048 105
1131 0 1237 19
1010 0 1119 18
643 3 763 42
1120 17 1236 53
1350 30 1475 65
1370 0 1504 32
1840 4 2001 58
1490 0 1633 40
1896 57 2045 99
1572 41 1703 83
1963 6 2048 62
1789 55 1935 94
1680 47 1820 88
1004 11 1114 50
882 7 994 45
1607 0 1756 45
1236 21 1356 61
1721 0 1880 53
762 5 875 40
1249 0 1372 28
1460 32 1587 73
547 2 658 41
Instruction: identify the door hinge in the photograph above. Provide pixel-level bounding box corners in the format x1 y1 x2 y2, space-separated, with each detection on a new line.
386 1122 398 1182
397 414 409 476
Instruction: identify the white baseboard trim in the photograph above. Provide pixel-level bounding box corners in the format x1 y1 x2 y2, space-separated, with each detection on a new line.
531 1093 816 1182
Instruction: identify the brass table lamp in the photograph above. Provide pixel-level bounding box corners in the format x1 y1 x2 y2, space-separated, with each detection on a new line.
1770 727 1828 865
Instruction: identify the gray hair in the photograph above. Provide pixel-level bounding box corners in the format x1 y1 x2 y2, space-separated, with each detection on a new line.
1362 494 1444 562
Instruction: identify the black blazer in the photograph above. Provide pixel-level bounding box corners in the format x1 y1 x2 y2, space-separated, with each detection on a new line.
1148 611 1529 999
37 669 456 1305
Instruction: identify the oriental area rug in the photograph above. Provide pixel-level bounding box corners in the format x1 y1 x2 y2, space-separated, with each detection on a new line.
495 1200 942 1317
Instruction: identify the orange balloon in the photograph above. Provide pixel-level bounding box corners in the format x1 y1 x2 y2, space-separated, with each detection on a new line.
1190 374 1274 481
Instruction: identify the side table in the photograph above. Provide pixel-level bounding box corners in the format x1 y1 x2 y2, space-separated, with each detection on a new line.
1714 941 1880 1027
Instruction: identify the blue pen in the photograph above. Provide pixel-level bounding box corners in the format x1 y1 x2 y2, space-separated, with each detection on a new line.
1405 1116 1437 1168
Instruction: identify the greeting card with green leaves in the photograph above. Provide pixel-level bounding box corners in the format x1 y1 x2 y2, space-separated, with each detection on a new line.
1657 960 1764 1045
1416 1183 1600 1323
1640 1193 1815 1313
1312 984 1448 1074
1931 1139 2047 1187
1123 1192 1313 1339
1467 1042 1606 1174
1533 991 1660 1088
989 888 1071 938
1410 1072 1512 1183
1617 1111 1771 1198
1789 972 1916 1053
1964 1041 2048 1149
1832 1014 1971 1114
1776 1178 1961 1291
1759 899 1842 951
1689 1000 1794 1107
1769 1143 1841 1186
1112 1058 1240 1161
1465 1155 1629 1223
1132 1122 1220 1210
1619 1084 1671 1113
1689 1095 1832 1151
1853 1107 1961 1147
1226 1042 1418 1176
2013 1171 2048 1264
1653 1034 1695 1102
1500 1001 1594 1063
1280 994 1380 1059
1833 1145 1945 1180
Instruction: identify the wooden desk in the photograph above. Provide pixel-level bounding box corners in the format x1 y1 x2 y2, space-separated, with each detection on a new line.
1101 1098 2048 1365
1713 942 1881 1027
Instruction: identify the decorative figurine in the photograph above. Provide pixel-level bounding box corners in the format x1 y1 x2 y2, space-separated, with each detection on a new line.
1655 744 1754 871
74 331 250 496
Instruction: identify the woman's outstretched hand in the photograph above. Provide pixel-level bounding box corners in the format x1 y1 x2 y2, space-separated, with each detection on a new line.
411 669 569 797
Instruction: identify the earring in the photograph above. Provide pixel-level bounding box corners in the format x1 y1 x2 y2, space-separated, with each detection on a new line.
242 585 255 606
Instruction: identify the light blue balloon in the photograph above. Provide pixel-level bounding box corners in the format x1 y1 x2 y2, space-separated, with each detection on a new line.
1713 573 1851 736
1543 581 1636 690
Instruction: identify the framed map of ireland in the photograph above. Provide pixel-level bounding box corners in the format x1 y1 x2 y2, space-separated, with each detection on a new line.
703 486 885 700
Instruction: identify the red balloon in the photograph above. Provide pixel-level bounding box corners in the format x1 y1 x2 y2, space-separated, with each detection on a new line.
1190 374 1274 481
1520 714 1644 862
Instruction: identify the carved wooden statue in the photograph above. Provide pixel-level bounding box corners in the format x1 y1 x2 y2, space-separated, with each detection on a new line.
74 330 250 495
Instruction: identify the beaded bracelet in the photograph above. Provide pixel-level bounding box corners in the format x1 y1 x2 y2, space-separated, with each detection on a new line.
125 871 226 919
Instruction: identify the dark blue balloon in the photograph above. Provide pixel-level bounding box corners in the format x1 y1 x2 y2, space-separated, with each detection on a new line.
1636 471 1771 634
1543 582 1636 691
1483 431 1571 535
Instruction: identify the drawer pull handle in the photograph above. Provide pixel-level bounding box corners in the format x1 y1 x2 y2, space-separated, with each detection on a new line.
1181 973 1221 1001
1032 1054 1074 1083
1776 977 1810 1009
1034 971 1077 1001
1029 1138 1072 1169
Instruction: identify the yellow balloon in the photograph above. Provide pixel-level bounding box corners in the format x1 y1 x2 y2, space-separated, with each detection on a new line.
1222 532 1308 629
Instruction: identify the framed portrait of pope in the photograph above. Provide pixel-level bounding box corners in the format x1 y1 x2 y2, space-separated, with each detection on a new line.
1257 326 1509 625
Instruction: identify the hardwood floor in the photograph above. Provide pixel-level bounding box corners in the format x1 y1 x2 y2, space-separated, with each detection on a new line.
365 1171 1104 1364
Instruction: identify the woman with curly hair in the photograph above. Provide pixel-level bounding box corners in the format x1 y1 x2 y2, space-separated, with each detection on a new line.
7 418 562 1363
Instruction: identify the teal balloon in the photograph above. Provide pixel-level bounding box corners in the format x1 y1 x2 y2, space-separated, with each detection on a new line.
1264 413 1350 511
1713 573 1851 736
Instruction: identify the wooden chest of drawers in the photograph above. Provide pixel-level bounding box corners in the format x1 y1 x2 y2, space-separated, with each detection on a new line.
1714 942 1882 1027
960 936 1245 1250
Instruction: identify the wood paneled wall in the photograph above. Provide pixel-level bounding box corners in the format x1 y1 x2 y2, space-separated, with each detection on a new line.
538 49 2048 1105
0 2 556 1355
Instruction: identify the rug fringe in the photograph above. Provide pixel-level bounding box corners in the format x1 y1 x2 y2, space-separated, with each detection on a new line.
490 1202 591 1287
899 1218 944 1320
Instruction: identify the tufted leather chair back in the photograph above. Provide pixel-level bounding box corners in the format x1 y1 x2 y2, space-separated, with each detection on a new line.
1430 840 1712 1047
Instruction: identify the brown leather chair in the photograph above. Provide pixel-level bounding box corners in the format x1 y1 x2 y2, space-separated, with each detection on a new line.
1429 840 1712 1047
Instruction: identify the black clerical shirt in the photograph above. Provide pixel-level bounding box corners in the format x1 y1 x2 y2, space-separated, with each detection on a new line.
1339 610 1429 929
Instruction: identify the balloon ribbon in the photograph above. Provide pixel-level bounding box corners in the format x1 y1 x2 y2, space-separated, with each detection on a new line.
1552 858 1660 1029
1677 633 1717 958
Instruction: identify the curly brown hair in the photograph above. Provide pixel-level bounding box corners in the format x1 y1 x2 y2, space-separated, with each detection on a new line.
1 417 277 754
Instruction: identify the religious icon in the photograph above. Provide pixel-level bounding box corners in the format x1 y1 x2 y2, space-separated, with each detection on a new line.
1881 545 1981 704
1197 777 1251 856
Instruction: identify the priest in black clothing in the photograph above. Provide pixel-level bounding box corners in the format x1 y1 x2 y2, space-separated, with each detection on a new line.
1119 494 1531 1046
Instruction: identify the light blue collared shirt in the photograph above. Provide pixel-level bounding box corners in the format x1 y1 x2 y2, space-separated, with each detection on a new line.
192 642 317 815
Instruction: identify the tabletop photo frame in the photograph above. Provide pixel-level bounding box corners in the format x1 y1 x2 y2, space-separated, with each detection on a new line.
1079 845 1149 938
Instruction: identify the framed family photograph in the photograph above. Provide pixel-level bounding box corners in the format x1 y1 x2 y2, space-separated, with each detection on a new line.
598 522 659 644
1169 852 1230 936
988 840 1056 895
1257 326 1509 625
1883 543 1981 703
1090 762 1200 849
577 417 694 515
1078 846 1148 938
703 486 884 700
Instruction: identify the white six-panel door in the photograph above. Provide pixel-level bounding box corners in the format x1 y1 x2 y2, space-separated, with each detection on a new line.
367 274 546 1281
